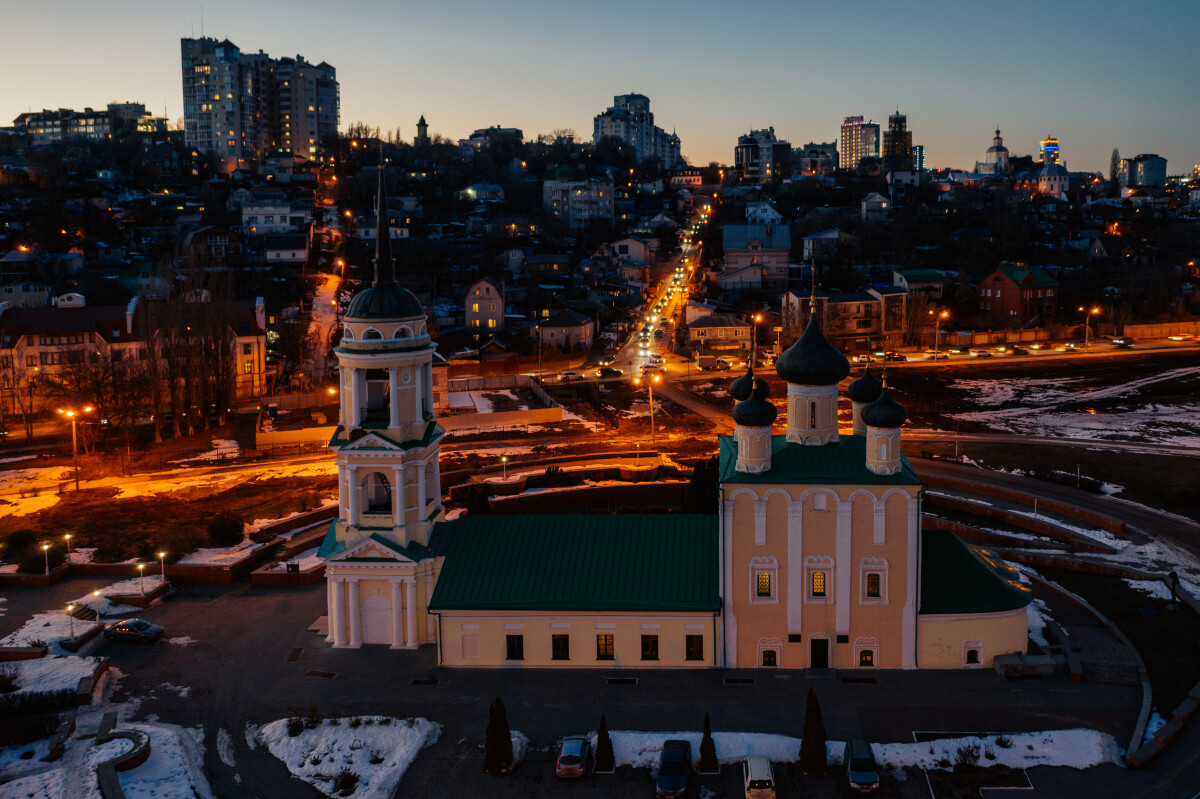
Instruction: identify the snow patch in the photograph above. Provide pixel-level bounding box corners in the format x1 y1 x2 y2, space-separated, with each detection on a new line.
166 636 196 647
1124 579 1172 600
216 728 236 768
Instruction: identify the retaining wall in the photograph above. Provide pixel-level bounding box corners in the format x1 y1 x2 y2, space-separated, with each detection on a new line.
924 494 1116 553
489 481 689 514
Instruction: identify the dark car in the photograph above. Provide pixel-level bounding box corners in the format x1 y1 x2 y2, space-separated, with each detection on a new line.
845 739 880 793
595 367 624 379
556 736 591 778
656 739 691 798
1009 346 1028 355
103 618 164 644
654 328 665 339
882 351 908 362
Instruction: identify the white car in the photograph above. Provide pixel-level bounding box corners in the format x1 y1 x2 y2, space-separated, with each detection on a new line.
922 350 948 360
639 363 665 375
557 370 583 381
969 349 992 358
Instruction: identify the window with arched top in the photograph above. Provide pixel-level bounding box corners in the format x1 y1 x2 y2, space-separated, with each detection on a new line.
966 649 980 664
393 327 409 339
363 329 382 340
809 401 817 428
342 327 354 340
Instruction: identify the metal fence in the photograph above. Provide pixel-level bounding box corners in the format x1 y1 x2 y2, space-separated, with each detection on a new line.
121 440 329 475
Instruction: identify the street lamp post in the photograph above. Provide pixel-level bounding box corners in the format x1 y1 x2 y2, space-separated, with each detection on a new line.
66 604 75 640
931 310 949 354
536 324 543 382
1079 306 1101 351
501 456 508 480
158 551 166 585
42 543 49 576
93 590 102 626
634 374 661 446
138 563 145 596
65 534 71 559
57 406 92 491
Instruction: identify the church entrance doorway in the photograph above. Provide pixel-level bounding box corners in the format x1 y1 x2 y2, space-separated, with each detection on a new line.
361 592 392 645
810 637 829 669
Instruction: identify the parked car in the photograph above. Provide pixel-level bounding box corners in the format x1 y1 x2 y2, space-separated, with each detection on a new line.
922 350 948 360
555 736 590 778
595 367 623 379
656 739 691 798
103 618 164 644
969 349 992 357
557 370 583 381
844 739 880 793
742 755 776 798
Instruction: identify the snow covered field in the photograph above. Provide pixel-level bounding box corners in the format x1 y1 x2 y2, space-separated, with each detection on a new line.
948 367 1200 447
253 716 441 798
177 541 261 567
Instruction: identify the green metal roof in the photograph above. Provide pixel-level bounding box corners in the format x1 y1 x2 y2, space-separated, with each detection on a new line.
428 515 720 612
718 435 922 486
316 526 447 562
995 264 1057 287
919 529 1031 614
328 420 442 450
894 268 944 283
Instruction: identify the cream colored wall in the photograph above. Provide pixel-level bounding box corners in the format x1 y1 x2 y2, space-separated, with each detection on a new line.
918 608 1027 668
730 483 919 670
326 559 441 647
435 612 716 668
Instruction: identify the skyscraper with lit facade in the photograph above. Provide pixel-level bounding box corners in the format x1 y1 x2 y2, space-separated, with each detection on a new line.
882 111 914 173
840 116 880 171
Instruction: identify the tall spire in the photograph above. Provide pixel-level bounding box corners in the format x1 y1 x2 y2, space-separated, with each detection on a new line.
373 153 395 288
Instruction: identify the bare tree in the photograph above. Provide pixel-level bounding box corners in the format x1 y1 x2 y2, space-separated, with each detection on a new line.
0 355 40 442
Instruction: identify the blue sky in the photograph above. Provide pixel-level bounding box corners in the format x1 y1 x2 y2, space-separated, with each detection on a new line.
4 0 1198 172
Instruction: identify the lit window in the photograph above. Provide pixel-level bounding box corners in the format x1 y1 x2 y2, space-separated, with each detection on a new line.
859 649 874 667
866 573 881 598
596 634 614 660
809 401 817 428
756 571 772 597
812 571 826 597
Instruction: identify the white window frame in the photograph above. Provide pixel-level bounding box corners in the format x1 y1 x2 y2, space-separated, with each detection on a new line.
860 558 889 605
963 640 985 668
748 556 778 605
805 556 835 605
854 636 879 669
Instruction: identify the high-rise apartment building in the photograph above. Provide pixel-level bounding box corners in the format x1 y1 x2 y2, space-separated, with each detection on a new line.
734 128 792 184
592 94 682 169
840 116 880 171
881 111 914 173
1118 154 1167 188
181 37 338 173
912 144 925 172
1038 135 1060 165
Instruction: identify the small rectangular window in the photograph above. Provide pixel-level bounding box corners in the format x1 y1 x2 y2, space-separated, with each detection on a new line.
641 634 659 661
505 634 524 661
551 634 570 661
756 571 772 598
243 343 252 355
596 634 614 660
812 571 827 597
866 573 881 598
685 635 703 661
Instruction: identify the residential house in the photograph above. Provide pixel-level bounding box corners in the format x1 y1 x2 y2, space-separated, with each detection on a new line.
860 192 890 222
892 269 945 300
745 201 782 226
801 228 856 261
263 234 309 264
242 199 313 234
542 165 614 229
611 237 652 263
977 264 1058 324
465 277 505 333
459 183 505 202
537 309 594 351
722 224 791 291
179 226 243 268
688 314 751 353
525 254 571 278
783 287 907 349
0 282 54 309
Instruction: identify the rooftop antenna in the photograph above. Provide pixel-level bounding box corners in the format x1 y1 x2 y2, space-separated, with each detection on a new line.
200 6 204 37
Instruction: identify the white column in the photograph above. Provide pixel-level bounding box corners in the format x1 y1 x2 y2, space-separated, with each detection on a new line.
405 579 418 648
753 499 766 546
340 367 352 427
390 580 404 649
392 466 405 529
721 498 737 668
424 362 435 419
347 579 362 648
835 501 851 636
347 466 359 527
325 578 336 642
787 502 803 634
416 464 427 522
331 578 347 647
353 369 366 426
903 493 920 669
429 463 441 509
388 367 400 428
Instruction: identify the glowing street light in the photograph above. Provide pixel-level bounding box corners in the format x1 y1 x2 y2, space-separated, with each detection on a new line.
501 456 509 480
57 406 93 491
66 604 75 640
64 533 72 558
42 543 50 576
930 309 949 354
93 590 102 626
158 551 167 584
138 563 146 596
633 374 662 446
1079 306 1101 351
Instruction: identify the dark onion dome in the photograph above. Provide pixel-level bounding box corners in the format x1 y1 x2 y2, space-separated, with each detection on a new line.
730 367 769 402
776 310 850 386
861 387 908 429
847 367 883 403
733 387 778 428
345 284 425 320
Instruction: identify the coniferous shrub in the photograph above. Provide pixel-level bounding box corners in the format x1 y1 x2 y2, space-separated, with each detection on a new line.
594 714 615 772
484 698 513 775
207 514 245 547
698 712 718 772
799 687 828 776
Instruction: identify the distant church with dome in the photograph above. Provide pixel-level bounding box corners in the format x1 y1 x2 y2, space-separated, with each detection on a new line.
319 176 1031 669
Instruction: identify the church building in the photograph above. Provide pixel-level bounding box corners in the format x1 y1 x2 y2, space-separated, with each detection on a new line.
321 190 1030 668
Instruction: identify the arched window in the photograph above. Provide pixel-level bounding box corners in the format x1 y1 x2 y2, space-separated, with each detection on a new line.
761 649 777 667
859 649 874 667
966 649 980 665
393 327 409 339
879 440 888 460
809 401 817 428
363 329 382 340
342 327 354 340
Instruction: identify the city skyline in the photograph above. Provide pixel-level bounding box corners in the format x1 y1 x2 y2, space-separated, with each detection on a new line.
3 0 1200 172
